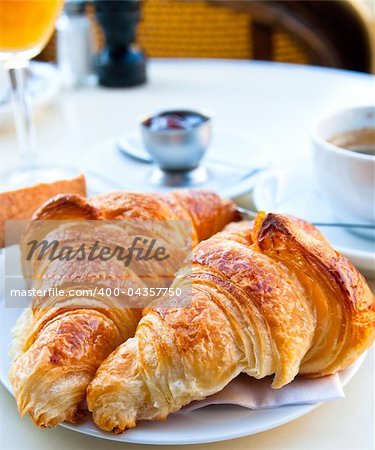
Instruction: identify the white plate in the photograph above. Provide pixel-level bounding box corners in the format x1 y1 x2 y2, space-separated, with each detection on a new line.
0 62 60 126
0 296 365 445
252 171 375 274
81 130 273 198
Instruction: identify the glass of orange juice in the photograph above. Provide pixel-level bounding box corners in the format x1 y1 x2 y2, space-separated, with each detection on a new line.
0 0 77 188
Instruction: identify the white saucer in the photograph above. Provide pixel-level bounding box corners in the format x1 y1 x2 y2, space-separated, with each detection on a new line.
252 171 375 274
0 62 60 126
81 130 273 198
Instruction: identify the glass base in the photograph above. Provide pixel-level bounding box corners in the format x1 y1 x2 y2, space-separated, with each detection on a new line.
0 165 80 192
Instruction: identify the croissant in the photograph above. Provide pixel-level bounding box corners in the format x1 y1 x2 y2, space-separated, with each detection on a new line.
87 213 375 433
9 189 237 428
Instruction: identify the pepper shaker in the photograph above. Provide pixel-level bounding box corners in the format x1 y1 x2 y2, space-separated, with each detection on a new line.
94 0 146 87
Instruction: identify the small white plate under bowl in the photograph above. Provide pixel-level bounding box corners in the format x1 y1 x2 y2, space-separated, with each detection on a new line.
0 296 366 445
252 171 375 274
81 129 273 198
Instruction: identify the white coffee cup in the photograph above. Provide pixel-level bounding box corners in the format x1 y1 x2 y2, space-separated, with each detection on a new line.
311 105 375 230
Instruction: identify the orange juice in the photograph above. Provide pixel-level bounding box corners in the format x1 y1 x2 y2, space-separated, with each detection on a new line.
0 0 64 53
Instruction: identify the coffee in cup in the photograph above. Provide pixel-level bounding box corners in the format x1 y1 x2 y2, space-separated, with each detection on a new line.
311 105 375 237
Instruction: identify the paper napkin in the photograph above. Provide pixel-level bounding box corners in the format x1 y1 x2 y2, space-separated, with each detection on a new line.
178 356 364 413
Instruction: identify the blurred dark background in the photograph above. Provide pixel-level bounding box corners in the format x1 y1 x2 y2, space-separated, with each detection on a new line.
36 0 374 73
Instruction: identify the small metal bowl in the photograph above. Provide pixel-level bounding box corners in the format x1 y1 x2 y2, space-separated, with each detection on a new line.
140 109 212 172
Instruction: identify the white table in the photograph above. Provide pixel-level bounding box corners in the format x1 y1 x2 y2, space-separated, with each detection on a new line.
0 60 374 450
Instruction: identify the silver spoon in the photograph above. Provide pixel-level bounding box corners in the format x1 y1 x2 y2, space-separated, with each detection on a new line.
117 138 153 163
236 206 375 229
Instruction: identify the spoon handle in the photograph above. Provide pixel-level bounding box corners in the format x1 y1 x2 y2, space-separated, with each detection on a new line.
236 207 375 229
117 140 153 163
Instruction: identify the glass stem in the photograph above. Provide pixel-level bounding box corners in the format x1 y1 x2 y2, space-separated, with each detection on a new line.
6 62 37 170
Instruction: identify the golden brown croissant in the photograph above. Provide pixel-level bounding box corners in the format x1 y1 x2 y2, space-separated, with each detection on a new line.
87 213 374 433
10 189 237 428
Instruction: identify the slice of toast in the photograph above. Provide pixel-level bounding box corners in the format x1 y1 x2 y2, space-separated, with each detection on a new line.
0 175 86 247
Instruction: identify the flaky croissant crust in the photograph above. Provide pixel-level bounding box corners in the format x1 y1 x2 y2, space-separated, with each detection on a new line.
10 189 237 428
87 213 374 433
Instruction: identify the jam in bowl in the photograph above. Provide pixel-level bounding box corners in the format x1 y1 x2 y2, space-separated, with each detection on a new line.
143 110 209 132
